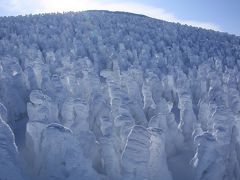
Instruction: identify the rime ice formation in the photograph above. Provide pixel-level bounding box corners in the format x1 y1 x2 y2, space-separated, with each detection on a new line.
0 10 240 180
0 104 26 180
121 125 151 180
36 123 100 180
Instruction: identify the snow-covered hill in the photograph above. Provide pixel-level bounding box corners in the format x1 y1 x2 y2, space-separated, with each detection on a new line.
0 10 240 180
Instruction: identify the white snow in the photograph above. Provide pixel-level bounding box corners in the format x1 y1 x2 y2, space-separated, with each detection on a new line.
0 10 240 180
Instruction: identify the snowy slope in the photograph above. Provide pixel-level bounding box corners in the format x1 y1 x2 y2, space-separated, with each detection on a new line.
0 10 240 180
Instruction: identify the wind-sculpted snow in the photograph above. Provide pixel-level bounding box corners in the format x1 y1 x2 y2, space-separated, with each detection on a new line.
0 105 26 180
0 10 240 180
148 127 173 180
36 123 100 180
121 125 151 180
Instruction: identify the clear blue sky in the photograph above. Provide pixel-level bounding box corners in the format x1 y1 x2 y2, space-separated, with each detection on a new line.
0 0 239 36
140 0 240 36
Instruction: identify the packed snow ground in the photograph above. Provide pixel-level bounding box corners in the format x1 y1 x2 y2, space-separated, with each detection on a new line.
0 10 240 180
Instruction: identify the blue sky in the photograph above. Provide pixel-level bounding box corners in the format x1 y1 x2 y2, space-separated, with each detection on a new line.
0 0 239 36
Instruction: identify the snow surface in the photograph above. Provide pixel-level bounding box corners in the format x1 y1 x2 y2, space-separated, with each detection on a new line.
0 10 240 180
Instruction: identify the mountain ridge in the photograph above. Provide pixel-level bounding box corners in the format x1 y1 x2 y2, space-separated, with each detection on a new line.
0 10 239 37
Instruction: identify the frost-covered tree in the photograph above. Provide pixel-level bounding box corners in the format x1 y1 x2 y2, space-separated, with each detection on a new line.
0 10 240 180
